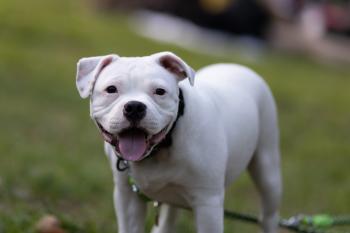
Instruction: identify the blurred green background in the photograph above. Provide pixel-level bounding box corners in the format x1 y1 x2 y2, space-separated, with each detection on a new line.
0 0 349 232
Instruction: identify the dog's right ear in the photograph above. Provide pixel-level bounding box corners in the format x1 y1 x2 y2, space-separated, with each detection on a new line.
152 52 195 86
76 54 119 99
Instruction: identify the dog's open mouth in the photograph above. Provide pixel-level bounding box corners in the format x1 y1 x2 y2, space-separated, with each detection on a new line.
97 123 168 161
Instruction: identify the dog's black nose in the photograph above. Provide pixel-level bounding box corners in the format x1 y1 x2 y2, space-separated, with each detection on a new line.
123 101 147 122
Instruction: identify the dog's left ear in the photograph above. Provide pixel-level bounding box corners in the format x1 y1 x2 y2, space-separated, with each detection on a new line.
76 54 119 98
152 52 195 86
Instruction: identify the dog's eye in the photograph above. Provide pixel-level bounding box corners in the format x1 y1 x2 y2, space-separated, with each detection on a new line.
154 88 166 96
106 85 117 94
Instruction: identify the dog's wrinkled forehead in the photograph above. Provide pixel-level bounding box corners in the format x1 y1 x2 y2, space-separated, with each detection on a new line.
97 57 174 86
75 52 195 99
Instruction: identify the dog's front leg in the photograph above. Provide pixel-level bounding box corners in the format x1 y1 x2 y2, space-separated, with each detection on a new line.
151 204 178 233
193 193 224 233
113 171 147 233
194 205 224 233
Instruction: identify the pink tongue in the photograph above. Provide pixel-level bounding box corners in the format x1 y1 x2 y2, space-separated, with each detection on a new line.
118 129 147 161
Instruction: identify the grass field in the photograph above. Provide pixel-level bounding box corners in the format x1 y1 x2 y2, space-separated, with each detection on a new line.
0 0 350 232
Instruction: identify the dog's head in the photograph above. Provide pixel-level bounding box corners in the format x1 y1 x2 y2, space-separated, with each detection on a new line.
76 52 195 161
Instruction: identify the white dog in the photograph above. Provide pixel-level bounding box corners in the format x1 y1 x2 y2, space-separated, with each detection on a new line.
75 52 282 233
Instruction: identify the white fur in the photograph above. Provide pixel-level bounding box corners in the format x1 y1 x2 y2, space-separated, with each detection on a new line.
76 52 282 233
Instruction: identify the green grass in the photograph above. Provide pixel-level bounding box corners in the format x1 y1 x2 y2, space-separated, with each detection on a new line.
0 0 349 232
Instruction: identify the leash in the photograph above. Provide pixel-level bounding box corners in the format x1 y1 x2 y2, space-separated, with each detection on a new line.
120 159 350 233
224 210 350 233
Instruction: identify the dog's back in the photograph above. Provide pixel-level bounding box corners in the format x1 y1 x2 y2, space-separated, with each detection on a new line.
178 64 279 185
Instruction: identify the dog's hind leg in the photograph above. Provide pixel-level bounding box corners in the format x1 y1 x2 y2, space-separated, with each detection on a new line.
150 204 178 233
248 90 282 233
248 148 281 233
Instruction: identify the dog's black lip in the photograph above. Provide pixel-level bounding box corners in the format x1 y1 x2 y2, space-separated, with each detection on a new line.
119 127 148 138
96 122 114 143
96 122 149 142
97 123 112 136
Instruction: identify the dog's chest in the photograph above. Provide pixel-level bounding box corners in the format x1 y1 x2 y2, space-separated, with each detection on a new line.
129 150 191 207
